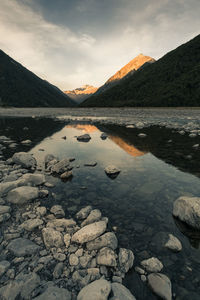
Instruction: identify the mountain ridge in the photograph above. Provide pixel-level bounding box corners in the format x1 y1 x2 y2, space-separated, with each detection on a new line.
64 85 98 104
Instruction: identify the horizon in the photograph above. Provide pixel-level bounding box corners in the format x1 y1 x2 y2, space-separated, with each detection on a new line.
0 0 199 90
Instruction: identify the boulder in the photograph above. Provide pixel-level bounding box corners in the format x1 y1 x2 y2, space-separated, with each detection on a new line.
148 273 172 300
50 205 65 218
20 218 43 231
76 206 92 220
118 248 134 273
21 173 45 186
7 186 39 204
173 196 200 229
12 152 37 169
164 234 182 252
86 232 118 251
111 282 136 300
141 257 163 273
77 279 111 300
97 247 117 267
0 180 23 197
46 218 76 229
0 205 11 214
77 134 91 142
71 220 107 244
81 209 102 227
42 227 64 248
7 238 40 256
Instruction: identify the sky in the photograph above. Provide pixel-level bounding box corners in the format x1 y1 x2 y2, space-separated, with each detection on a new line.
0 0 199 90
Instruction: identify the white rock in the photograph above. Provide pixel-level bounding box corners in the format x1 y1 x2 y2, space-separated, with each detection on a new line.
164 234 182 252
141 257 163 273
111 282 136 300
42 228 64 248
7 186 39 205
77 279 111 300
71 221 107 244
12 152 37 169
148 273 172 300
173 196 200 229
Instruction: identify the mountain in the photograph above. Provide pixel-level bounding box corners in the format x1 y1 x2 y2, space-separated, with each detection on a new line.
94 54 155 95
0 49 75 107
64 85 98 104
81 34 200 107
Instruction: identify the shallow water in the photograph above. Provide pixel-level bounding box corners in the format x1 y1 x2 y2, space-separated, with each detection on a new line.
0 116 200 299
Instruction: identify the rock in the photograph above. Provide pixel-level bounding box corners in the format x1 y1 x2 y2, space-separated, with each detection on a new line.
0 205 11 214
86 232 118 251
50 205 65 218
0 180 23 197
39 189 49 198
173 196 200 229
47 218 76 229
81 209 102 227
20 218 43 231
164 234 182 252
7 238 40 256
21 139 31 145
138 133 147 138
60 171 73 180
53 262 64 279
97 247 117 267
51 158 71 174
111 282 136 300
76 206 92 220
12 152 37 169
7 186 39 204
77 134 91 142
118 248 134 273
0 272 40 300
64 233 71 248
77 279 111 300
33 284 71 300
105 165 120 178
69 253 79 266
22 173 45 186
141 257 163 273
42 228 64 248
84 162 97 167
71 220 107 244
36 206 47 216
100 133 108 140
54 253 66 262
148 273 172 300
0 260 10 277
44 154 57 167
0 213 10 223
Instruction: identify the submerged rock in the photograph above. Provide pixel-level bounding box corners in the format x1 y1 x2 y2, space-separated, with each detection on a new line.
141 257 163 273
12 152 37 169
104 165 120 179
148 273 172 300
51 158 71 174
173 196 200 229
7 238 40 256
60 171 73 180
77 279 111 300
164 234 182 252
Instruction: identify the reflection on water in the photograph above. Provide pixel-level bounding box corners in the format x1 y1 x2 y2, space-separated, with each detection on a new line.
0 117 200 298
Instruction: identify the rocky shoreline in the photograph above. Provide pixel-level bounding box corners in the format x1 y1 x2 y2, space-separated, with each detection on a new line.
0 139 199 299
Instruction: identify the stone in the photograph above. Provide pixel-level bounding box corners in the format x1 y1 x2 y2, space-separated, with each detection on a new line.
33 285 71 300
21 173 45 186
54 253 66 262
50 205 65 218
0 180 22 197
86 232 118 251
0 272 40 300
69 253 79 266
148 273 172 300
77 279 111 300
97 247 117 267
53 262 64 279
100 133 108 140
84 162 97 167
138 133 147 138
111 282 136 300
164 234 182 252
51 158 71 174
64 233 71 248
60 171 73 180
36 206 47 216
81 209 102 227
141 257 163 273
21 218 43 231
0 213 10 223
118 248 134 273
44 154 57 167
71 220 107 244
12 152 37 169
173 196 200 229
7 186 39 204
105 165 120 178
77 134 91 142
7 238 40 256
0 260 10 277
0 205 11 214
47 218 76 229
42 228 64 248
21 139 31 145
76 206 92 220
